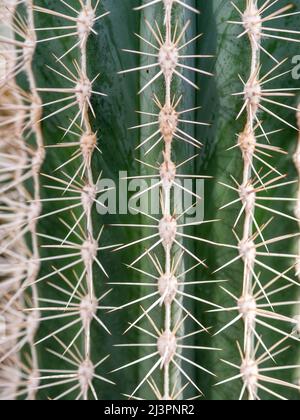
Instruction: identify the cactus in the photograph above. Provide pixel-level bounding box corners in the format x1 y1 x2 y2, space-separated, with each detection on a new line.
212 0 300 400
110 0 220 400
0 0 300 401
0 0 43 400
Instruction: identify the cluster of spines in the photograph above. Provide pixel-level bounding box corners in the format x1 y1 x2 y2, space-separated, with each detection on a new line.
110 0 222 399
215 0 300 400
0 0 43 400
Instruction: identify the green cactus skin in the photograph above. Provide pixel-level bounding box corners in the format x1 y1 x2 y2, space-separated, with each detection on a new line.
0 0 300 400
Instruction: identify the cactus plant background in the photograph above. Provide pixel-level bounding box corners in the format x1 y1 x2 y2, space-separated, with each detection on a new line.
1 0 300 400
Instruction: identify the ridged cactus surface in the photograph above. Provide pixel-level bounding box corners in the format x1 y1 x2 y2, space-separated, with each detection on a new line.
0 0 300 401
